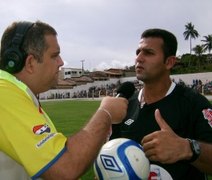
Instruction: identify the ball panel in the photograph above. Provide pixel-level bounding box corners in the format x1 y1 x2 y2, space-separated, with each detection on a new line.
94 160 103 180
117 140 148 180
125 147 150 179
94 138 150 180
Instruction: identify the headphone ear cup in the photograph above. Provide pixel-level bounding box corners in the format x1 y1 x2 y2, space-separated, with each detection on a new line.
3 47 25 73
1 21 33 74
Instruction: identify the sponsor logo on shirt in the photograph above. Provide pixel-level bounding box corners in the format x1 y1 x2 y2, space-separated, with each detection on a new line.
33 124 56 148
124 119 134 125
33 124 51 135
36 133 56 148
202 108 212 128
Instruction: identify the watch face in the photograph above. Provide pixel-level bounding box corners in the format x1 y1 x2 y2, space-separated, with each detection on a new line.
187 139 200 162
192 140 201 154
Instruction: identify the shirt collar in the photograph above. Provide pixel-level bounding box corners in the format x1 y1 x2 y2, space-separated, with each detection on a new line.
0 70 39 107
138 81 176 103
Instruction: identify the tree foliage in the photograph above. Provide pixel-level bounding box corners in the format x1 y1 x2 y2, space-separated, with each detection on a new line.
183 22 199 54
201 35 212 54
126 22 212 75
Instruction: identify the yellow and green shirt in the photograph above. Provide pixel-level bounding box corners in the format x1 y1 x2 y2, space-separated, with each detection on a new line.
0 70 67 179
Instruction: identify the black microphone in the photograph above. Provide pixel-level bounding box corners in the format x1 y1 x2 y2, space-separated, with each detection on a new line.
116 81 135 99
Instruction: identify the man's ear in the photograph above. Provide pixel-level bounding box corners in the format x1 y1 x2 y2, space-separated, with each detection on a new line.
165 56 176 70
24 55 36 73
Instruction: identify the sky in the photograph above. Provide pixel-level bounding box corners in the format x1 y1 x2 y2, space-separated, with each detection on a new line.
0 0 211 71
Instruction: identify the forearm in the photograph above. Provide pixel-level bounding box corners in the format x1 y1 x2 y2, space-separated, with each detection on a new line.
192 142 212 174
42 96 127 179
179 139 212 174
42 109 111 180
67 109 112 178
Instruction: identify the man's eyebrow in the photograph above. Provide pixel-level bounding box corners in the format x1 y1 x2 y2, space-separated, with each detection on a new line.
53 49 60 55
136 47 155 55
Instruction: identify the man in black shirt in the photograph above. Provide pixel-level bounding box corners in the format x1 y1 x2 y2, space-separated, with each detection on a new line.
111 28 212 179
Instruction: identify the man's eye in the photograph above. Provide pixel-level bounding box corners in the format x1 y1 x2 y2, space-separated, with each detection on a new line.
136 49 140 56
143 50 154 55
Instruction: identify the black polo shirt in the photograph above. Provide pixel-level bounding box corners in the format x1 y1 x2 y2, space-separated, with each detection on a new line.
111 84 212 180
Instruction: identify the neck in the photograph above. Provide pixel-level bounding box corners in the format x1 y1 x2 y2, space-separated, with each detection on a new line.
142 77 172 104
15 73 38 96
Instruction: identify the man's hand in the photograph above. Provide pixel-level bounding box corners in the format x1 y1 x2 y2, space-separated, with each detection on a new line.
141 109 190 163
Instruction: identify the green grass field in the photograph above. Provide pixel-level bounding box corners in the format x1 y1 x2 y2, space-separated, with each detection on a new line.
41 99 212 180
42 100 100 136
41 100 100 179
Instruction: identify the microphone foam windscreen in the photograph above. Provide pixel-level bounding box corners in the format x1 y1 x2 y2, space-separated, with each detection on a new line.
117 81 135 99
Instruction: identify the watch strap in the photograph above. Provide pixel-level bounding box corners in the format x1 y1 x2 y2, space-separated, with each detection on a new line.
187 138 200 163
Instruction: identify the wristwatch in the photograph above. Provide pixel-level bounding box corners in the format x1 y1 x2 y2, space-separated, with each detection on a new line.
187 138 201 162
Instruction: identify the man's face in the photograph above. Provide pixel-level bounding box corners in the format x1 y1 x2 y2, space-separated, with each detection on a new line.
34 35 64 93
135 37 167 83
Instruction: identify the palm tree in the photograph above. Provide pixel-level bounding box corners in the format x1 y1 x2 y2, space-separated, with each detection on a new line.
193 44 206 68
201 34 212 54
183 22 199 54
193 44 204 55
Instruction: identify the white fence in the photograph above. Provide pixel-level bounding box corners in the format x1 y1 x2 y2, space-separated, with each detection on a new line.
39 72 212 100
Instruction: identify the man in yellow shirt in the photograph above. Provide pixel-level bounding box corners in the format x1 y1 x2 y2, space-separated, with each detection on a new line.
0 21 128 179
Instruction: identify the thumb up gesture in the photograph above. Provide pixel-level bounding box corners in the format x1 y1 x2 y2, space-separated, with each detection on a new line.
141 109 190 163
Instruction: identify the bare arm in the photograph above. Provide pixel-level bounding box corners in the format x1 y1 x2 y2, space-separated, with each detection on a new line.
192 142 212 174
42 96 128 180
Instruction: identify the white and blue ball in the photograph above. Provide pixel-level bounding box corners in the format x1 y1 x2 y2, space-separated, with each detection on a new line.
94 138 150 180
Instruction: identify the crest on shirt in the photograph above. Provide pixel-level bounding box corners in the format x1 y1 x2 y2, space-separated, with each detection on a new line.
33 124 51 135
202 108 212 128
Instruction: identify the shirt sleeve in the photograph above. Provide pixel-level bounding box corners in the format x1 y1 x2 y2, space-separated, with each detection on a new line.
192 94 212 142
0 82 67 177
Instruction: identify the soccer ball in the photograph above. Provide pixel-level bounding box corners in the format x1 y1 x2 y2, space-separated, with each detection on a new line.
94 138 150 180
149 164 173 180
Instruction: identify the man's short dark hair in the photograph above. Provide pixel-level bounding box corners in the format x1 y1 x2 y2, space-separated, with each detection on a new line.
141 28 178 59
0 20 57 72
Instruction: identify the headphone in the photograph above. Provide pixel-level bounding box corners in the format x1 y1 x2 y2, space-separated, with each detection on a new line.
2 22 34 73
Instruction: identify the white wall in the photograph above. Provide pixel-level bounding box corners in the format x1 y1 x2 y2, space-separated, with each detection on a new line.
39 78 120 99
39 72 212 100
170 72 212 85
